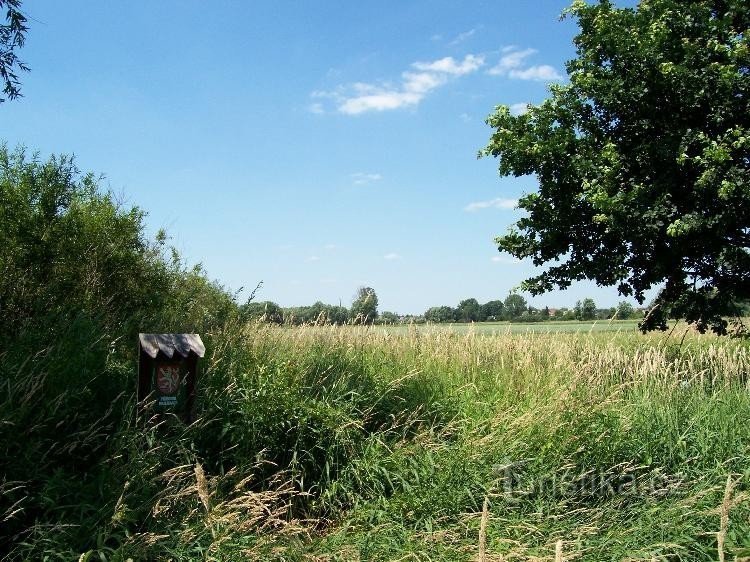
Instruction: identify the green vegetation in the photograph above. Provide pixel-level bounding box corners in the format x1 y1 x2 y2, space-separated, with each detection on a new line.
2 145 749 560
2 0 750 557
0 0 28 102
483 0 750 334
4 318 750 559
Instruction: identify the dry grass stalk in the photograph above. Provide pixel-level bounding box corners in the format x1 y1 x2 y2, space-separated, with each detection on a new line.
195 462 211 513
717 474 734 562
478 496 489 562
555 539 563 562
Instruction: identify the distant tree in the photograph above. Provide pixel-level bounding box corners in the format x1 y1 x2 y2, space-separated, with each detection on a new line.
0 0 29 102
615 301 635 320
503 293 528 320
241 300 283 324
325 304 350 325
482 0 750 334
379 311 400 324
402 314 426 324
351 286 378 324
425 305 456 323
481 300 505 322
456 298 481 322
575 298 597 321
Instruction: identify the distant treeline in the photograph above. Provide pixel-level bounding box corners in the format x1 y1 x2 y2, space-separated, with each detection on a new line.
241 294 645 326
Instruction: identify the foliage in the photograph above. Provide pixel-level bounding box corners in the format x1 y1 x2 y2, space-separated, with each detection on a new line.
378 310 400 324
4 319 750 559
456 297 481 322
481 299 505 321
4 145 749 559
0 146 234 349
617 300 636 319
575 298 598 321
482 0 750 335
0 0 27 102
284 301 350 325
503 293 528 319
240 300 284 324
425 305 457 323
351 286 378 324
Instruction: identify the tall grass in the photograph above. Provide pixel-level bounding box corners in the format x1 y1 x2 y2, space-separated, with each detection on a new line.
2 323 749 560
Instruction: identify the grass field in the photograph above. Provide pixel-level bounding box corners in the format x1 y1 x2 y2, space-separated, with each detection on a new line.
4 323 750 560
378 319 643 335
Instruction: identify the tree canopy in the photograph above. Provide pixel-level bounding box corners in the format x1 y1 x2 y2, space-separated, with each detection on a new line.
0 0 28 102
503 293 528 319
351 286 379 324
482 0 749 334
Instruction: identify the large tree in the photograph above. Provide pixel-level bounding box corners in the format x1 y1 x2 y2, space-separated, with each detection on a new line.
503 293 528 319
456 298 481 322
1 0 28 102
482 0 749 334
425 305 456 323
351 286 378 324
481 299 505 321
574 298 597 321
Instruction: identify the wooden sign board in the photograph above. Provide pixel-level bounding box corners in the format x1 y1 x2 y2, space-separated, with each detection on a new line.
137 333 205 422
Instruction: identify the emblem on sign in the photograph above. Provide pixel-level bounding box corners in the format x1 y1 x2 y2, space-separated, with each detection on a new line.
157 365 181 395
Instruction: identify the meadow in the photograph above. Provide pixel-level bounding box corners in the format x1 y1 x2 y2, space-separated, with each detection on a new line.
376 319 643 335
5 320 749 560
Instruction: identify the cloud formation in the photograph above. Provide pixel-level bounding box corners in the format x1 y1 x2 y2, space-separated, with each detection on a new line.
350 172 382 186
449 28 477 46
383 252 402 260
464 197 518 212
488 47 563 81
315 54 485 115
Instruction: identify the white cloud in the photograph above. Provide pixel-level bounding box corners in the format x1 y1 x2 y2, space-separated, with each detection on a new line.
491 255 521 264
384 252 402 260
460 112 471 122
412 54 484 75
488 47 563 81
464 197 518 212
509 103 529 115
316 54 485 115
324 243 337 250
449 28 477 46
306 255 320 262
510 65 562 81
488 47 537 76
350 172 382 186
308 102 324 114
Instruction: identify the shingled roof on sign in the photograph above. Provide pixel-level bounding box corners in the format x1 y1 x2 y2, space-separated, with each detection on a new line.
139 333 206 359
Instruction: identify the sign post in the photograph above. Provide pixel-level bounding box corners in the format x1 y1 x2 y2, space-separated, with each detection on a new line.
138 333 205 423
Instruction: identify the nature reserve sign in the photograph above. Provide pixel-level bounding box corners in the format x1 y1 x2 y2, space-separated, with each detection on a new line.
137 333 205 422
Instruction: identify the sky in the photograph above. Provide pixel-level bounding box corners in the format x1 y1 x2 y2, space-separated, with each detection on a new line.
3 1 644 314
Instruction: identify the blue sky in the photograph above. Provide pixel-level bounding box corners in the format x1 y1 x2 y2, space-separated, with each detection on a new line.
4 1 642 314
